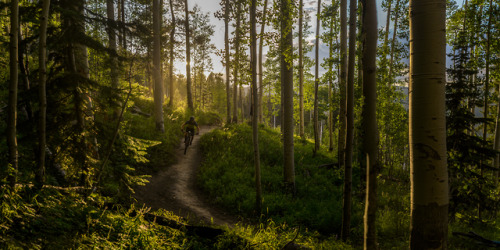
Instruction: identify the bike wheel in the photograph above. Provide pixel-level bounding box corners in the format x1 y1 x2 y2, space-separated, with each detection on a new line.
184 135 189 154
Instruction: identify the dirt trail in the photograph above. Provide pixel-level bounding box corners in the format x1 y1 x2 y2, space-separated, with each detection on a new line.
134 126 237 228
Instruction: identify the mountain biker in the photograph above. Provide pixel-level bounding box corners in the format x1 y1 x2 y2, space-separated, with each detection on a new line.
181 116 200 144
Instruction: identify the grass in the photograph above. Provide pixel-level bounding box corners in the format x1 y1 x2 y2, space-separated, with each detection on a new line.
198 124 361 241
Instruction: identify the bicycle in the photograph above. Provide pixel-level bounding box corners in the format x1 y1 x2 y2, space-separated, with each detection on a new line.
183 130 195 155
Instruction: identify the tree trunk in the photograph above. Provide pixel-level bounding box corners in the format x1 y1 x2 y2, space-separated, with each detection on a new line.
185 0 193 111
299 0 305 138
232 1 241 123
338 0 348 193
250 0 261 213
313 0 321 154
281 0 295 194
387 0 400 82
409 0 448 248
168 0 176 107
7 0 19 188
483 0 492 145
153 0 164 132
225 0 231 123
361 0 379 248
36 0 51 188
384 0 391 47
121 0 126 49
328 17 334 152
258 0 268 124
107 0 120 118
489 0 498 187
341 0 356 241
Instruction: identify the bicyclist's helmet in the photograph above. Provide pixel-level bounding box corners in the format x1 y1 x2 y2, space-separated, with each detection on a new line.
189 116 195 121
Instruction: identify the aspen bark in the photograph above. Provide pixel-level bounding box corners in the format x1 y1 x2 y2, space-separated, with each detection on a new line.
299 0 304 138
185 0 193 111
338 0 348 186
225 0 231 123
361 0 379 248
341 0 356 241
153 0 164 132
409 0 448 248
250 0 261 212
258 0 268 124
168 0 176 107
7 0 19 187
313 0 321 153
281 0 295 194
36 0 51 187
107 0 119 118
232 1 241 123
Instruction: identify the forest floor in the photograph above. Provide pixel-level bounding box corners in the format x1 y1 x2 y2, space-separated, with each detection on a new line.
134 126 238 228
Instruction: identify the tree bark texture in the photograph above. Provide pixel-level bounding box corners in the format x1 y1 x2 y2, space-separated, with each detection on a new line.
107 0 120 118
341 0 356 241
299 0 305 138
7 0 19 187
313 0 321 153
36 0 51 187
232 1 241 123
361 0 379 248
258 0 268 124
185 0 193 111
338 0 348 188
281 0 295 193
409 0 448 248
153 0 165 132
250 0 262 212
388 0 400 82
168 0 176 107
225 0 231 123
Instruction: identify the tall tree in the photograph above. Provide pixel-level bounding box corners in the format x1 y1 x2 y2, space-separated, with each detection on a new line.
341 0 356 241
338 0 348 194
258 0 268 124
107 0 120 117
298 0 305 138
232 1 242 123
153 0 165 132
360 0 379 248
281 0 295 194
224 0 231 123
7 0 19 187
387 0 400 82
313 0 321 153
36 0 51 187
409 0 448 248
250 0 261 212
185 0 193 111
168 0 176 107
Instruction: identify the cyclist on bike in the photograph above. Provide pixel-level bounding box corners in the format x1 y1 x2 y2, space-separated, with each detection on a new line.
181 116 200 145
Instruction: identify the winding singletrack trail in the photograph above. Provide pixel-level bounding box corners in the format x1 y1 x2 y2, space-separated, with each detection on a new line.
134 126 237 228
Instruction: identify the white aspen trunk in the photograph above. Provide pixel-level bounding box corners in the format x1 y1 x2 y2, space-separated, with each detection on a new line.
153 0 164 132
361 0 379 248
409 0 448 248
313 0 321 153
185 0 193 111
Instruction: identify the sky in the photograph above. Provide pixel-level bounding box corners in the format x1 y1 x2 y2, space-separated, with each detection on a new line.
176 0 390 76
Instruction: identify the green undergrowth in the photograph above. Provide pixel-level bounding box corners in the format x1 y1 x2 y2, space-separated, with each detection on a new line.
0 185 353 249
198 124 363 239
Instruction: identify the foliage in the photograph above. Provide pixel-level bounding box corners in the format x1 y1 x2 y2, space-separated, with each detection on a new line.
198 124 364 236
446 32 498 219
